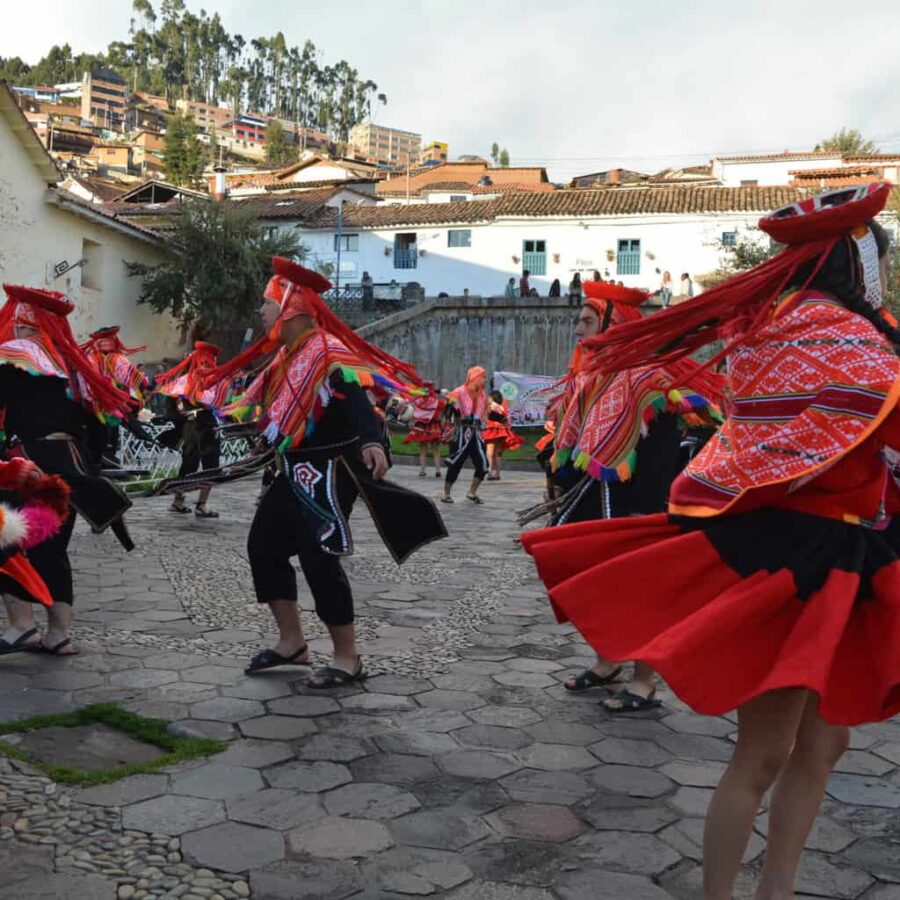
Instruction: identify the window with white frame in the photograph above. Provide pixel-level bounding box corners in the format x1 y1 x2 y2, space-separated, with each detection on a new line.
721 231 738 247
333 234 359 252
448 229 472 248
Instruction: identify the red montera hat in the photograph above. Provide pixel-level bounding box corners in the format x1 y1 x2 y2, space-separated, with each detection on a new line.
580 183 894 374
582 281 647 329
264 258 333 322
0 286 134 419
759 183 890 245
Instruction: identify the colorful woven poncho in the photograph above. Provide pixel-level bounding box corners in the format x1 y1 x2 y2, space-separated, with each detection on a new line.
82 327 149 402
551 359 722 482
224 328 419 453
670 293 900 517
448 366 488 420
155 342 234 412
0 285 136 426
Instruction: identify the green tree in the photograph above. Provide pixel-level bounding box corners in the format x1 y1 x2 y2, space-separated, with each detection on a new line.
164 113 204 186
127 199 305 331
490 142 499 165
498 148 510 167
815 128 879 156
696 228 781 289
264 119 297 167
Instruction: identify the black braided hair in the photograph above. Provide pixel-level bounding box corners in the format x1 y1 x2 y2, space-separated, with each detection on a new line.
789 219 900 348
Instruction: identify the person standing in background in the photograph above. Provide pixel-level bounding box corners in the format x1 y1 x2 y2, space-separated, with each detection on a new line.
519 270 531 299
504 277 517 298
680 272 694 299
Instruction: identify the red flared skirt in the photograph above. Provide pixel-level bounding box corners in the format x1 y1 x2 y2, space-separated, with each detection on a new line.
403 423 446 445
483 423 524 452
521 510 900 726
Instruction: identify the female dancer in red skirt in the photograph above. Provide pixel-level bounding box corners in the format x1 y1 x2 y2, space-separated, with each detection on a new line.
403 391 448 479
483 391 524 480
523 183 900 900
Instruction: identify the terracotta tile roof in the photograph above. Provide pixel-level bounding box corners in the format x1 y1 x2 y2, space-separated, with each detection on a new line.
471 182 557 194
304 186 807 230
265 178 377 192
50 190 162 241
788 165 880 177
845 154 900 163
231 188 340 220
69 175 130 201
714 151 842 164
377 161 549 196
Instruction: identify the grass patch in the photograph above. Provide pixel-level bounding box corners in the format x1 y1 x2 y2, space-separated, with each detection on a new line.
0 703 226 785
390 426 545 461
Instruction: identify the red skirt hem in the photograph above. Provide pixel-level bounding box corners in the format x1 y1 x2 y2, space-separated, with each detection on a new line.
522 514 900 726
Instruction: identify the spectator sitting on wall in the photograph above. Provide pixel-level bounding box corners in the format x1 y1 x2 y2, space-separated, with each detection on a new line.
463 288 470 297
519 270 531 298
529 288 540 297
548 279 561 297
568 272 583 308
660 270 673 308
505 277 517 298
680 272 694 298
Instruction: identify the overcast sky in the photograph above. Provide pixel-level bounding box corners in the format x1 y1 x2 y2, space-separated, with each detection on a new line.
4 0 900 181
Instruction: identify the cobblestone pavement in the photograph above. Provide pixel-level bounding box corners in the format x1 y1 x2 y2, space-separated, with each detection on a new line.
2 467 900 899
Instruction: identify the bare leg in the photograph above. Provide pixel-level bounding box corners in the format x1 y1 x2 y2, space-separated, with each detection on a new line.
44 602 75 654
172 491 188 510
1 596 40 647
754 695 850 900
326 622 359 674
466 475 484 499
703 689 809 900
418 445 427 475
266 600 309 660
432 443 442 475
196 485 212 509
564 654 621 688
486 442 497 477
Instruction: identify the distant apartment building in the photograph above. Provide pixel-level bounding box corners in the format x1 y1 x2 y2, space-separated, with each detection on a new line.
133 92 169 111
55 82 83 101
12 85 61 104
349 122 421 168
81 69 127 131
174 99 233 133
88 142 132 174
421 141 448 165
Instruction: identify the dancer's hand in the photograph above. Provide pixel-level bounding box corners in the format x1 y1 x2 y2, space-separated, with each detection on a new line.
362 445 389 480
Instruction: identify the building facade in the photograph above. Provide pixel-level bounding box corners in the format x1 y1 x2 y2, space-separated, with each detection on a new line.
420 141 449 164
175 99 234 133
289 187 809 295
0 83 181 360
81 69 128 131
349 122 422 169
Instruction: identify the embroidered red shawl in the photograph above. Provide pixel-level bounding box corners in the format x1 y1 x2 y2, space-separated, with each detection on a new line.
670 293 900 517
85 349 148 401
225 328 410 452
552 360 722 482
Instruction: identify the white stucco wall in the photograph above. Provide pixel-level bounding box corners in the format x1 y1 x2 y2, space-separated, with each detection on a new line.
715 155 843 186
0 109 183 362
293 213 763 296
